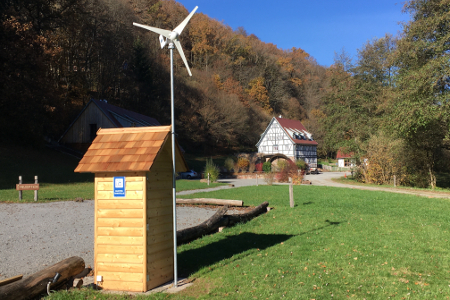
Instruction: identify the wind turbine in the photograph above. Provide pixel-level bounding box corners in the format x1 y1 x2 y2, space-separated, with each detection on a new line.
133 6 197 76
133 6 198 288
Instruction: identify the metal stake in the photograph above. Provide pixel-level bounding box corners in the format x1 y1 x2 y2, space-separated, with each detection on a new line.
19 176 22 200
34 176 38 201
169 41 178 288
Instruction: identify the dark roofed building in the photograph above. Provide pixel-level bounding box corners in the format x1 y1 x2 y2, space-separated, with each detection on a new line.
59 99 160 152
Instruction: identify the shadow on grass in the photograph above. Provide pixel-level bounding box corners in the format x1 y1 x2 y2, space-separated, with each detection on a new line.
178 220 343 276
178 232 293 276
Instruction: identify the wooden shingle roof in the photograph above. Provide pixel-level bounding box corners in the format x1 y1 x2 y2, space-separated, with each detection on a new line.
74 126 188 173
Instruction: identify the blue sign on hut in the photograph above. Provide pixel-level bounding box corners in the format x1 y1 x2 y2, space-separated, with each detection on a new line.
75 126 188 292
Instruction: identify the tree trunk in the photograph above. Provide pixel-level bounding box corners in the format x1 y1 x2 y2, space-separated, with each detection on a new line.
177 206 229 245
0 256 85 300
226 201 269 226
429 166 436 190
176 202 270 245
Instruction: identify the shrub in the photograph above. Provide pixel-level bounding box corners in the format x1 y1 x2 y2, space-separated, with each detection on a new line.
295 159 307 170
224 157 235 172
277 160 299 183
262 161 272 173
203 158 220 182
264 172 275 185
291 171 304 185
359 133 404 185
275 159 287 172
237 157 250 172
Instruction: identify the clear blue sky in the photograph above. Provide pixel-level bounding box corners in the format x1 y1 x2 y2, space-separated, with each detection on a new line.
176 0 410 67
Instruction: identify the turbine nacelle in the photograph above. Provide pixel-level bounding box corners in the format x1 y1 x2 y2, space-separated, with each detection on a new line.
133 6 198 76
169 31 179 41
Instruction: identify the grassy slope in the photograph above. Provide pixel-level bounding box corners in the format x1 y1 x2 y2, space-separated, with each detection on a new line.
0 144 93 189
48 185 450 299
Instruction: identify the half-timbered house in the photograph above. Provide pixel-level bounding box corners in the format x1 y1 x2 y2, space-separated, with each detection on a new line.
256 117 318 169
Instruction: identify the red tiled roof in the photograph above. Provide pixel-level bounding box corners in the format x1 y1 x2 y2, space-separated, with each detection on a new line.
276 117 318 145
336 149 354 159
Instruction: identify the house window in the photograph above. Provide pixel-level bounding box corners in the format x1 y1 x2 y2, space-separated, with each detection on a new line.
284 145 289 150
273 145 278 151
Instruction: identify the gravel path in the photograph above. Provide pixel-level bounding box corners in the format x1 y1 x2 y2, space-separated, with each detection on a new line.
0 201 221 280
303 171 450 199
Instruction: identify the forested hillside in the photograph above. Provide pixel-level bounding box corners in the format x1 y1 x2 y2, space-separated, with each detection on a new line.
0 0 327 152
2 0 449 188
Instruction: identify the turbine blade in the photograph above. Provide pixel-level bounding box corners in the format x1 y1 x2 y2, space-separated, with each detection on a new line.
133 22 172 39
173 39 192 76
173 6 198 35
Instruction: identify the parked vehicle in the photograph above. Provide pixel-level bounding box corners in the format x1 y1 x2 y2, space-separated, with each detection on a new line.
179 169 198 179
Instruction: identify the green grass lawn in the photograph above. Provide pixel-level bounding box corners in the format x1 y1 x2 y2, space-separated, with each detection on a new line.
47 185 450 299
176 179 226 191
318 158 337 167
0 180 225 203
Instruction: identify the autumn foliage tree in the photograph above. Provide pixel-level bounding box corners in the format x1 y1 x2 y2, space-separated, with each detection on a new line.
246 77 272 113
1 0 328 154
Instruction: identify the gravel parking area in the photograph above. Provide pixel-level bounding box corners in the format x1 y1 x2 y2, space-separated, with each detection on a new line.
0 200 221 280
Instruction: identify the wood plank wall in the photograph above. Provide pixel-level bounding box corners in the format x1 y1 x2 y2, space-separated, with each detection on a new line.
146 141 174 290
61 103 115 144
94 171 147 292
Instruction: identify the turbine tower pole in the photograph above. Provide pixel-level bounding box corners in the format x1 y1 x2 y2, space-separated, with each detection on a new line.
132 6 198 290
169 40 178 288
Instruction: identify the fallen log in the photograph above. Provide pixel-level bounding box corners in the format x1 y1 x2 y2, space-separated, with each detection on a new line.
176 198 243 207
226 201 269 226
176 201 270 245
0 275 23 287
177 206 229 245
0 256 85 300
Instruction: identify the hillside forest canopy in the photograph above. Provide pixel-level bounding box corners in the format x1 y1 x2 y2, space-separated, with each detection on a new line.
1 0 449 188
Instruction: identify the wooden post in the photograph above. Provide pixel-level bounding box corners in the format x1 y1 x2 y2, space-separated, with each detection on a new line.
18 176 22 201
289 177 294 208
34 176 38 201
394 175 396 188
208 173 210 186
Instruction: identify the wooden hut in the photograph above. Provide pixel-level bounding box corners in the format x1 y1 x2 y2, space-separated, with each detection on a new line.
60 99 160 152
74 126 188 292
